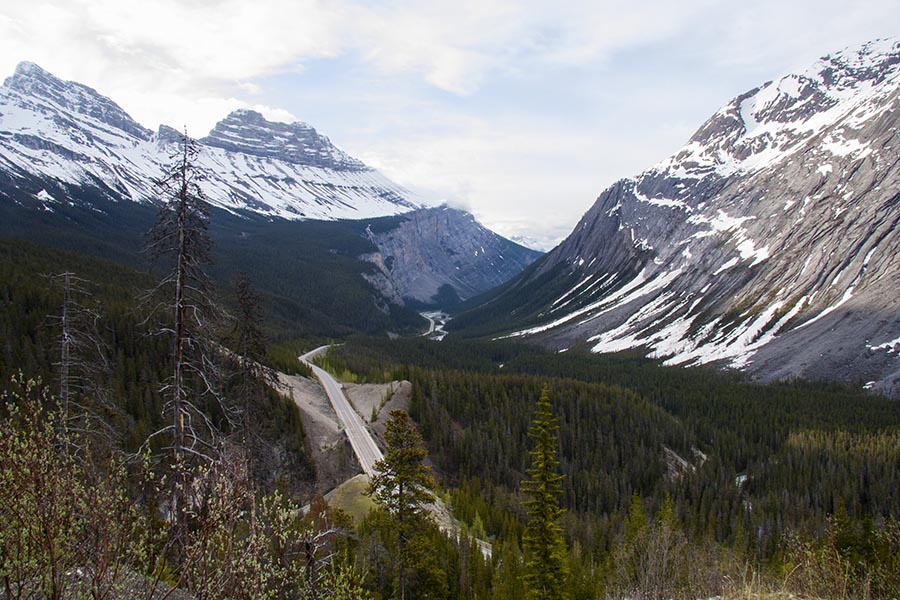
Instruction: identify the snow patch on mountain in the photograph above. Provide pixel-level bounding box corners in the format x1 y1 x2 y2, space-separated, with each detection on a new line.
653 38 900 181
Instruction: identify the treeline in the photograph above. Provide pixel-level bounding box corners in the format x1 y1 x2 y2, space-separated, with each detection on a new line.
407 370 690 533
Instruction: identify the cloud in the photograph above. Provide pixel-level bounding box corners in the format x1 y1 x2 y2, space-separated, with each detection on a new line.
353 106 687 249
342 0 716 95
249 105 298 124
73 0 343 80
0 0 343 131
239 82 262 95
692 0 899 72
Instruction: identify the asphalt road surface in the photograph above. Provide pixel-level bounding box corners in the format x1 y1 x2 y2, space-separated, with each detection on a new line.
300 346 383 477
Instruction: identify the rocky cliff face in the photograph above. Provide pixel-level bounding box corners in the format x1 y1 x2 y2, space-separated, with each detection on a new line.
466 38 900 395
361 206 542 305
0 62 420 220
201 109 367 171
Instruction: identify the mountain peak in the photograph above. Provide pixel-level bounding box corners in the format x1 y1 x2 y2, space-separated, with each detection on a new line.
822 37 900 72
661 37 900 180
201 109 367 171
12 61 49 79
226 108 267 123
3 61 152 141
6 61 70 97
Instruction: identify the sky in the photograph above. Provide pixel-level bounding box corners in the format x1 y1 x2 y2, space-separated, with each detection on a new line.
0 1 896 249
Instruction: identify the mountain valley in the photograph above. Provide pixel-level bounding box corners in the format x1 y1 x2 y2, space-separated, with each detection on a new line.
2 32 900 600
0 61 539 336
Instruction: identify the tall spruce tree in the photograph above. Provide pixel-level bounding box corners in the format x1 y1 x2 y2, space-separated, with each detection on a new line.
367 409 436 600
521 384 568 600
226 273 275 478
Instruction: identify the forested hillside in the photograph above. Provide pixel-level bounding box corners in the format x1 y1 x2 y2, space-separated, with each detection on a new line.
326 337 900 597
0 192 426 340
3 235 899 598
0 240 316 491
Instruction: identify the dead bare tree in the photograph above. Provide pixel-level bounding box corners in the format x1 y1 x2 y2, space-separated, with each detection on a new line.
142 129 231 551
46 271 118 447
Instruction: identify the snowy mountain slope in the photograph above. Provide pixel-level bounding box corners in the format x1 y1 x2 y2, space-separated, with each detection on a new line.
456 38 900 395
0 62 422 220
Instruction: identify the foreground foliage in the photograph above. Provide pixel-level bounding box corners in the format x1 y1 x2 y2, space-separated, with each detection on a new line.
0 376 367 600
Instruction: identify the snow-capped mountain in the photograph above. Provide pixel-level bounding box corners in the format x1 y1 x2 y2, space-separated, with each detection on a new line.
456 38 900 395
0 61 540 326
0 62 421 220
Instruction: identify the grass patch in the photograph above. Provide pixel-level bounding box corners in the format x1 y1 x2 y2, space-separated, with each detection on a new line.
327 474 375 523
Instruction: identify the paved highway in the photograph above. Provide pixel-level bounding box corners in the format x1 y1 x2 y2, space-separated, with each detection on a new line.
299 345 492 557
300 346 383 477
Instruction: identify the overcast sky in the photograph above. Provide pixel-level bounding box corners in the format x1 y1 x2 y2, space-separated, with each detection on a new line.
1 1 896 249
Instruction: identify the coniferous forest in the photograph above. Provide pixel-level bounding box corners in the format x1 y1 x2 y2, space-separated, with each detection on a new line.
3 226 899 598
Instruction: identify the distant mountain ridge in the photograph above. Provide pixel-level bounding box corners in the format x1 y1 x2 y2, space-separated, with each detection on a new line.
0 61 420 220
453 38 900 396
201 109 368 171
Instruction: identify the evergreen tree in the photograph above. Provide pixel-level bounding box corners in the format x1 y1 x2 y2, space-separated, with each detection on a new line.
521 385 568 600
229 273 271 384
226 274 273 451
367 409 437 600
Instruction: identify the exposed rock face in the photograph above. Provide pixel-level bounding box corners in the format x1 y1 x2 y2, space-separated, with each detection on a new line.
201 109 367 171
466 38 900 396
0 62 420 220
362 207 542 305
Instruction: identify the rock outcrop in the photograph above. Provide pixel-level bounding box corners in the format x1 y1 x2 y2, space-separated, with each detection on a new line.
362 206 542 305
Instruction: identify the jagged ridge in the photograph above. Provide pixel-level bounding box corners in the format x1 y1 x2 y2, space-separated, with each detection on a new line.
201 109 367 171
